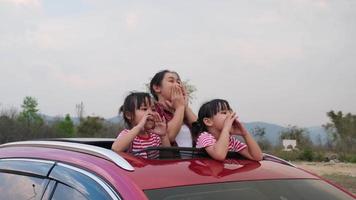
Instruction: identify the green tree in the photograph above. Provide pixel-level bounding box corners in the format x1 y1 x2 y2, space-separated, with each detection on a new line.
77 116 105 137
280 125 312 149
18 96 43 127
323 111 356 153
251 126 271 150
182 80 197 103
252 126 266 138
55 114 75 137
0 109 21 143
75 102 85 122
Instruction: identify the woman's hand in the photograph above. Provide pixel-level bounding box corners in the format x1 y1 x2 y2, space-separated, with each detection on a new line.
166 84 185 110
181 84 189 107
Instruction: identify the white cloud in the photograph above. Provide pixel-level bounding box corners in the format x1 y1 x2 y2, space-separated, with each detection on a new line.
1 1 355 126
125 12 140 30
2 0 40 7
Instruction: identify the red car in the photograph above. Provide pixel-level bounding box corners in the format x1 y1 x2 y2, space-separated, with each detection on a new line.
0 138 355 200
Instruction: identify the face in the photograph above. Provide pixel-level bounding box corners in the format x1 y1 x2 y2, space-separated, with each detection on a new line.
210 109 232 131
154 72 182 101
132 98 157 130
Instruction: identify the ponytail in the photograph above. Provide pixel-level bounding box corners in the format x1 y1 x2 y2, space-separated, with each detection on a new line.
191 120 205 147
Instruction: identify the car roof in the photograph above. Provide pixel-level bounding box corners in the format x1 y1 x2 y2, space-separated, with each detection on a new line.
0 140 318 191
119 153 317 190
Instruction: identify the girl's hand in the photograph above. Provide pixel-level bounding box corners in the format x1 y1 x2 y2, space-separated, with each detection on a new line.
136 111 149 129
223 112 236 132
230 118 247 136
151 113 167 136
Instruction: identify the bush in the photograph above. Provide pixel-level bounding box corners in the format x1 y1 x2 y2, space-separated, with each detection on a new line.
313 151 326 162
270 148 328 162
299 148 314 161
351 156 356 163
339 153 356 163
270 149 300 161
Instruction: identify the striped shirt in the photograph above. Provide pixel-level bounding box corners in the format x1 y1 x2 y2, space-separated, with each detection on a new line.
154 102 174 121
196 132 247 152
117 129 161 158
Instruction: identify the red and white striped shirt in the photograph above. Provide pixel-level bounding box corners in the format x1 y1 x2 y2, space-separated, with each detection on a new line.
196 132 247 152
117 129 161 158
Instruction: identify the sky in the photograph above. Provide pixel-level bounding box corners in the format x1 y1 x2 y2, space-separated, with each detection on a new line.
0 0 355 127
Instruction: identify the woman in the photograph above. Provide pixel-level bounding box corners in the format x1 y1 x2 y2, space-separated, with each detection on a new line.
150 70 197 147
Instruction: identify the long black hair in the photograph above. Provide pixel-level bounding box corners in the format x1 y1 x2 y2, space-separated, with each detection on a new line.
149 69 181 100
192 99 232 146
119 92 152 128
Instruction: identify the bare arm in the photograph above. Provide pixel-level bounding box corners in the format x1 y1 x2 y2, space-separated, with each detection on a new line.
166 85 186 142
205 112 236 161
160 134 171 147
205 129 230 161
111 125 141 153
184 106 197 127
167 106 185 142
238 133 263 161
112 112 148 153
231 120 263 161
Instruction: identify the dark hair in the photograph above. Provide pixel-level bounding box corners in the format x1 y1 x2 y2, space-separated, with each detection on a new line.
192 99 232 146
119 92 152 128
149 69 181 100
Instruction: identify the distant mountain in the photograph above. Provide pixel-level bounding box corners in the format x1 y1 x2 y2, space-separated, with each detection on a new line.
306 126 328 145
40 114 58 123
107 115 124 124
40 114 80 125
244 121 328 145
244 121 285 145
40 114 327 145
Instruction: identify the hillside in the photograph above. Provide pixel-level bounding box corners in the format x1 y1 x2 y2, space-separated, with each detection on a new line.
42 114 327 145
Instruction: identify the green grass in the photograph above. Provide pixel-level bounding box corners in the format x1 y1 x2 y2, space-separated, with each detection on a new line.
321 174 356 195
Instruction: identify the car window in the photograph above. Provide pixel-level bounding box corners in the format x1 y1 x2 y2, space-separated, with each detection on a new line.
0 172 48 200
49 163 120 200
51 183 87 200
0 158 54 176
144 179 354 200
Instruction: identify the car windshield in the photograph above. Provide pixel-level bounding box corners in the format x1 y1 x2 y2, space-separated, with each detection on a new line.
144 179 353 200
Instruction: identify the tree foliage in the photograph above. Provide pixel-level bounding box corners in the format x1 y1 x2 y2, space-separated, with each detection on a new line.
251 126 271 150
54 114 75 137
0 97 121 144
280 125 312 149
182 80 197 103
75 102 85 122
323 110 356 153
252 126 266 138
77 116 105 137
0 107 59 143
18 96 43 127
76 116 121 138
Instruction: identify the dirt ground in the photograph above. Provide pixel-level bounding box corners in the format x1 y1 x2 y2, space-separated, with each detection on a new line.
293 161 356 195
294 161 356 177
